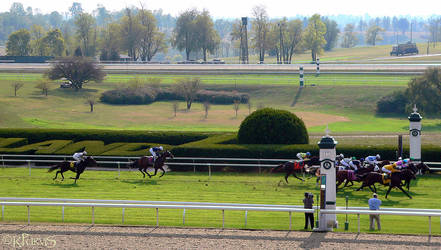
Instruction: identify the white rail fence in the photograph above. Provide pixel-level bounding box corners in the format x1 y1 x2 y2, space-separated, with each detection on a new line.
1 197 441 235
1 154 441 177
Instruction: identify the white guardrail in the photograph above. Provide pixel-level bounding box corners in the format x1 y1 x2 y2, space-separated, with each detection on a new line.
1 197 441 235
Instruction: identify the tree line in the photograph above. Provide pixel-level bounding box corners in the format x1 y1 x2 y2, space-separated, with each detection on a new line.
2 2 441 62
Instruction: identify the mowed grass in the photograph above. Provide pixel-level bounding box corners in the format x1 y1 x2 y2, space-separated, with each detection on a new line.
1 72 441 133
0 167 440 235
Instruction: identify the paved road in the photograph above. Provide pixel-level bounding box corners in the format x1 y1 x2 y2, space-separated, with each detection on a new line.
1 63 441 74
1 224 440 249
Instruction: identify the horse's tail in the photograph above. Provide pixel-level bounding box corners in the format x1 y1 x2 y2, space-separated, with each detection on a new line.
48 165 59 173
272 164 285 173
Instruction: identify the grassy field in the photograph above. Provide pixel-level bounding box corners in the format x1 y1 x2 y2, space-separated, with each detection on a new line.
3 72 441 134
0 167 440 235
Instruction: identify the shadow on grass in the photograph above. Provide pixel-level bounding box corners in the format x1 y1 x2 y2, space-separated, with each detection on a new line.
120 179 158 185
43 182 79 188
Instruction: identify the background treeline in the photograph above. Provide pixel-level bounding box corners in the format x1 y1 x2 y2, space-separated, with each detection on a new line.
2 2 441 62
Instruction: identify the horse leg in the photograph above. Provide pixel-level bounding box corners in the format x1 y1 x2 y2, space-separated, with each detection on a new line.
284 172 290 184
60 171 65 181
74 172 81 184
53 171 60 180
138 168 146 178
356 182 367 191
397 185 413 199
159 167 165 178
293 173 305 182
385 186 393 199
406 180 411 191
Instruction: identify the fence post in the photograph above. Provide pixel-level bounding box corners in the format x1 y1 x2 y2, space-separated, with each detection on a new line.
357 213 360 233
118 162 121 178
1 205 4 221
27 160 31 176
208 164 211 178
183 209 186 225
193 159 196 173
156 208 159 227
1 155 4 168
245 210 247 228
27 205 30 225
122 208 125 224
429 216 432 236
92 206 95 226
222 209 225 229
62 206 64 222
289 212 292 231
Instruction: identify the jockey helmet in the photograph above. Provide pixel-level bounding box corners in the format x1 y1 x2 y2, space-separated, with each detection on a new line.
376 154 381 160
360 158 364 162
306 152 311 157
83 151 87 155
352 156 356 160
339 153 344 158
159 146 163 150
403 159 409 164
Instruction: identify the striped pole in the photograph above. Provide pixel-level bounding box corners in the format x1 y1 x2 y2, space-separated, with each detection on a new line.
299 65 304 87
316 58 320 76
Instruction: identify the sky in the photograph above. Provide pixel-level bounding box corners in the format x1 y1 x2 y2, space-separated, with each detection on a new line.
2 0 440 18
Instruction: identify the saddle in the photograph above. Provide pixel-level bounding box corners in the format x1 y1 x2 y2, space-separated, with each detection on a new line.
382 173 391 184
69 161 78 171
147 156 154 165
293 161 304 171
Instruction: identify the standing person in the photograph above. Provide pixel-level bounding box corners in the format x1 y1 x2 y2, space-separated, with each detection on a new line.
368 193 382 230
303 192 314 230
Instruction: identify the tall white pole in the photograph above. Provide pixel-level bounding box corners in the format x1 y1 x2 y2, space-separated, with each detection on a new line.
409 105 422 163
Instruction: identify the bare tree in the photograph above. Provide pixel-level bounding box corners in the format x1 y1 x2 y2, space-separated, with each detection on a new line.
35 80 51 96
233 99 240 118
247 100 252 114
12 82 24 96
251 5 269 63
175 78 201 110
85 95 97 112
172 101 179 117
203 101 211 118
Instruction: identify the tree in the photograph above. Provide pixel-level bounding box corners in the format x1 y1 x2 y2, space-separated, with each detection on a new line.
30 24 46 56
69 2 83 17
120 8 143 61
99 23 121 61
274 19 303 64
175 78 201 110
203 101 210 118
251 5 270 63
341 24 358 48
406 67 441 115
137 8 167 61
11 82 24 96
303 14 327 62
172 101 179 117
46 57 106 90
322 17 339 51
75 13 96 57
233 99 240 118
366 25 384 46
35 80 51 96
42 29 65 56
6 29 31 56
195 10 220 62
172 9 199 60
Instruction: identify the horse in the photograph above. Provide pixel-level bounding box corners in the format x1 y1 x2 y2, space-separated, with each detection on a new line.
336 170 361 189
356 169 416 199
48 156 97 183
129 150 174 178
402 162 430 190
271 156 320 183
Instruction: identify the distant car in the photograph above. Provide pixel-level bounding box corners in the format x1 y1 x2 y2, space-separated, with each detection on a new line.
212 59 225 64
390 42 419 56
60 82 72 88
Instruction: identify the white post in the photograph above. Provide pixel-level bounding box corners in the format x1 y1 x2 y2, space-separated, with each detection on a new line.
316 58 320 76
183 209 186 225
245 210 247 228
28 160 31 176
357 214 360 233
1 205 4 221
1 155 4 168
289 212 292 230
118 162 121 178
156 208 159 227
208 164 211 178
62 206 64 222
409 105 422 163
299 65 304 87
429 216 432 236
316 125 338 231
222 209 225 229
92 206 95 225
27 205 30 225
122 208 125 224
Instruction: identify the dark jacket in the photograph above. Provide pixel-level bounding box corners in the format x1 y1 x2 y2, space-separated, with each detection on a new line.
303 196 314 209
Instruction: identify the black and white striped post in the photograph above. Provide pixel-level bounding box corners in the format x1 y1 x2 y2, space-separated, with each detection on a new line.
299 65 304 87
316 58 320 76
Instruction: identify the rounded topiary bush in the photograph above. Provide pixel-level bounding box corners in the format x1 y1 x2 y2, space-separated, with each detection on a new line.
238 108 308 144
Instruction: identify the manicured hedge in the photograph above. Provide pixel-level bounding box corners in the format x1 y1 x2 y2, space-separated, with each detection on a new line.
0 129 213 145
0 140 72 154
0 138 28 148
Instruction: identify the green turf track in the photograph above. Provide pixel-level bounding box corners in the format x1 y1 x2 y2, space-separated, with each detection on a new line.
0 167 440 235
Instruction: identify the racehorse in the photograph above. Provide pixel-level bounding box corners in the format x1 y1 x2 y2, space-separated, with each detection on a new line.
402 162 430 190
336 170 361 189
356 169 416 199
48 156 97 183
130 150 174 178
271 156 320 183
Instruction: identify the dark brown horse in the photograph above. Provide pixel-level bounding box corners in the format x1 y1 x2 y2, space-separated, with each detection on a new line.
272 156 320 183
48 156 97 183
130 151 174 178
402 162 430 190
336 170 361 189
356 169 416 199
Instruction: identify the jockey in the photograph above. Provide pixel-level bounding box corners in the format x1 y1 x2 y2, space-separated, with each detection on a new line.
349 157 360 172
382 163 402 179
149 146 163 162
394 158 410 169
365 154 381 170
296 152 311 162
72 151 87 166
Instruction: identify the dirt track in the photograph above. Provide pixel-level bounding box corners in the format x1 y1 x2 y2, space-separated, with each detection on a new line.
1 224 440 249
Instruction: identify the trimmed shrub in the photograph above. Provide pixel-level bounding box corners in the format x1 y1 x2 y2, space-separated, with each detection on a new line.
237 108 309 144
376 90 409 115
0 140 72 154
100 87 157 105
0 138 28 148
196 90 250 104
54 141 126 155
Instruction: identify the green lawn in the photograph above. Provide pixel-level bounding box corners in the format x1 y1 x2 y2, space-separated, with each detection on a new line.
0 167 440 235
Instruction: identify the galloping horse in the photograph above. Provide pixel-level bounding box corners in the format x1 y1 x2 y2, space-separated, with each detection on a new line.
356 169 416 199
272 156 320 183
336 170 360 189
402 162 430 190
48 156 97 183
130 151 174 178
